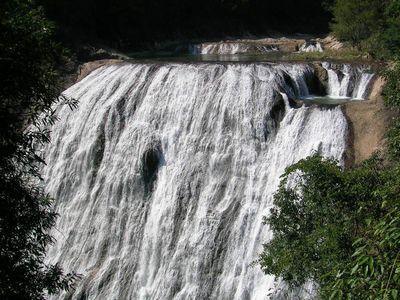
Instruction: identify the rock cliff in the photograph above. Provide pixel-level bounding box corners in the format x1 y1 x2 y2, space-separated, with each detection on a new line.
342 77 397 166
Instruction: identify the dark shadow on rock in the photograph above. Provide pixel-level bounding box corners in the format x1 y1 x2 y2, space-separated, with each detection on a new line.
264 93 286 140
142 145 165 195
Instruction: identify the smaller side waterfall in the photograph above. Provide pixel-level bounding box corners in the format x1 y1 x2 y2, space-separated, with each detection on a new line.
190 43 279 55
322 62 375 100
353 72 375 99
299 41 323 52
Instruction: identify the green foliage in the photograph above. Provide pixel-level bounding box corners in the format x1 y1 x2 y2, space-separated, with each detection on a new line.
260 156 353 286
387 120 400 160
383 59 400 108
331 0 384 45
383 58 400 163
260 155 400 299
382 0 400 56
330 0 400 58
327 208 400 300
324 164 400 299
0 0 77 298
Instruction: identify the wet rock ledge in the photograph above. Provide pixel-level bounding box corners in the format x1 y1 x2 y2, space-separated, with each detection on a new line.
341 77 397 167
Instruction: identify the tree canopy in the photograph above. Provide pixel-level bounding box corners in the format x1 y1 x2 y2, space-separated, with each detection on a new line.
260 155 400 299
330 0 400 58
0 0 76 298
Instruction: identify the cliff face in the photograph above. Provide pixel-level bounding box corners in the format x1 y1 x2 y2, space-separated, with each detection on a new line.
342 77 396 166
75 59 123 83
61 59 123 91
309 62 394 167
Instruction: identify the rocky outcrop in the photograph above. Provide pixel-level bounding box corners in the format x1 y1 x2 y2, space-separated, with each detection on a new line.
299 41 324 52
263 38 303 52
60 45 129 90
62 59 123 90
76 46 130 61
312 62 329 94
76 59 123 82
342 77 397 166
320 35 344 51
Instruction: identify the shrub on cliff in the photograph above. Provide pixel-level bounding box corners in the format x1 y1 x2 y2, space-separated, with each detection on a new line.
382 0 400 56
0 0 76 298
260 155 400 299
331 0 384 45
330 0 400 58
383 59 400 108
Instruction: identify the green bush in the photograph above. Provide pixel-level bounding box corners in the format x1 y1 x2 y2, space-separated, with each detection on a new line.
383 59 400 108
382 0 400 56
326 163 400 299
260 156 353 287
0 0 77 298
331 0 384 45
330 0 400 58
327 208 400 300
387 120 400 161
260 155 400 299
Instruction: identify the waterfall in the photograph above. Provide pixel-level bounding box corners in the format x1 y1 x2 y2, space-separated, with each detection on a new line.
353 72 375 99
44 62 347 299
299 42 323 53
322 62 375 99
190 43 279 55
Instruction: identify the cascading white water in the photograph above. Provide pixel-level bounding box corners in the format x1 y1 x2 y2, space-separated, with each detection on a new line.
322 62 374 99
353 72 375 99
190 43 279 55
44 62 348 300
299 42 323 53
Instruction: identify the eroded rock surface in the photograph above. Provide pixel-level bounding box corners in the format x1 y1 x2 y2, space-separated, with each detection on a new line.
342 77 397 166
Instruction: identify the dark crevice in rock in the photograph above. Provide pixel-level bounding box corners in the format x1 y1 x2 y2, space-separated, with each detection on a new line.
341 105 356 168
264 93 286 140
287 97 302 108
142 145 164 195
115 95 127 132
311 63 328 96
89 112 108 188
336 70 345 82
92 131 105 175
282 72 297 97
